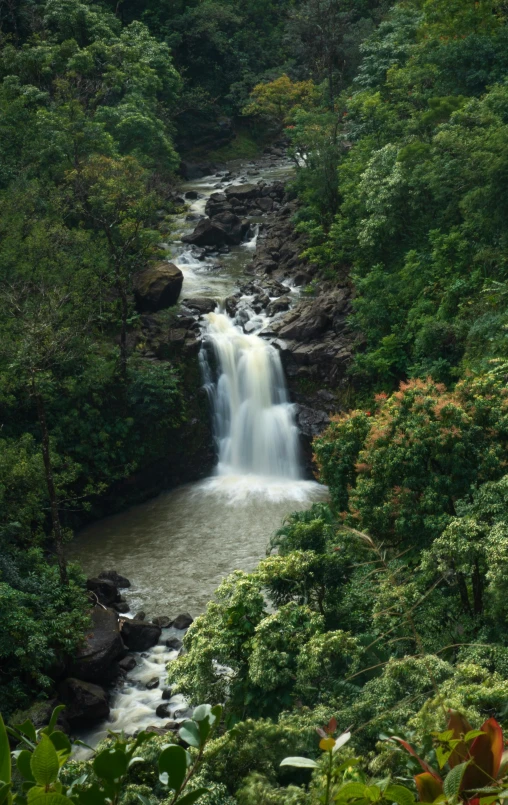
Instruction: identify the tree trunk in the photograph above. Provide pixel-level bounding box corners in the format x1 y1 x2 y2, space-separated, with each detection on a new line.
32 376 68 585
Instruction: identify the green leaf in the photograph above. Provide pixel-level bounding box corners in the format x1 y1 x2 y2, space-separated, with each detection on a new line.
0 716 11 787
178 722 201 749
48 734 71 764
335 782 368 800
384 784 415 805
41 709 66 738
158 745 188 791
76 783 108 805
136 796 153 805
16 752 34 782
192 706 212 723
93 749 129 783
365 785 381 802
210 705 222 725
30 737 59 787
443 761 470 800
14 723 36 745
464 730 485 742
0 782 11 805
280 757 318 769
28 794 73 805
197 719 211 745
175 789 208 805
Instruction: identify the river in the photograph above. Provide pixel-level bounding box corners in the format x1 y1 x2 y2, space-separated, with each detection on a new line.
68 152 327 744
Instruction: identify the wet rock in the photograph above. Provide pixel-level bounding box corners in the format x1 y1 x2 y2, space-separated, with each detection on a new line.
161 687 173 700
121 620 161 651
98 570 131 588
185 190 199 200
58 678 109 727
205 192 232 218
171 613 194 630
134 611 146 621
152 616 172 628
256 197 273 213
118 655 137 672
112 601 130 614
267 296 291 315
164 720 180 731
224 184 260 201
173 707 193 720
166 637 183 651
183 297 217 315
182 214 247 248
146 677 160 690
144 726 169 736
70 607 125 683
295 405 330 437
180 161 216 180
134 263 183 312
156 703 171 719
86 577 119 606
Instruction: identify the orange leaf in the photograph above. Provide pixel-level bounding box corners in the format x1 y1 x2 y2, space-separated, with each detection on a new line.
461 718 504 794
415 773 444 802
447 710 473 768
393 737 442 780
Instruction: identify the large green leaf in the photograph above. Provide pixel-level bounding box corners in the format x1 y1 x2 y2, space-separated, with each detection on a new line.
48 734 71 766
93 749 129 783
158 745 188 792
27 792 72 805
30 737 59 787
384 784 415 805
17 751 34 782
0 782 11 805
444 762 469 800
175 789 208 805
280 757 318 769
192 706 212 723
0 716 11 787
42 709 66 738
14 722 36 745
178 722 201 749
336 782 368 800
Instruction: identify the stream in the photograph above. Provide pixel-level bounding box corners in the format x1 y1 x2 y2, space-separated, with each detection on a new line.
68 153 327 747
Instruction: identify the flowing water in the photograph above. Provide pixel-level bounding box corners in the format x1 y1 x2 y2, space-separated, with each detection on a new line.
69 154 327 747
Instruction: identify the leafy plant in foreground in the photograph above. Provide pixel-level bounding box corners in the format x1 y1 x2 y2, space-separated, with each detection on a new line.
0 703 222 805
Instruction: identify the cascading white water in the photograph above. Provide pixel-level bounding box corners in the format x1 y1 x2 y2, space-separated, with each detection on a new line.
202 311 301 479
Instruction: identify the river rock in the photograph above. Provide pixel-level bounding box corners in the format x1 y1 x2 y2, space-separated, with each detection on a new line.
156 703 171 719
121 620 161 651
146 677 159 690
161 687 173 700
256 197 273 212
164 720 180 731
171 613 194 630
182 297 217 315
134 263 183 312
113 601 130 614
134 611 146 621
58 678 109 727
152 616 172 628
165 637 183 651
205 192 232 217
70 606 125 683
295 405 330 437
86 577 119 606
118 655 137 672
267 296 291 315
185 190 199 200
224 183 260 201
98 570 131 588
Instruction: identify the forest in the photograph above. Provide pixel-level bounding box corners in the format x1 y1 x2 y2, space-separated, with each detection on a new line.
2 0 508 804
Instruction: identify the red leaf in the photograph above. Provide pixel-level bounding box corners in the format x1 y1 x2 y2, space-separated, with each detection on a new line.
415 773 444 802
392 737 442 781
326 718 337 735
461 718 504 795
447 710 473 768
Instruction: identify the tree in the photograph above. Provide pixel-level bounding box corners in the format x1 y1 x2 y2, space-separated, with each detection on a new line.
68 154 160 377
243 74 319 128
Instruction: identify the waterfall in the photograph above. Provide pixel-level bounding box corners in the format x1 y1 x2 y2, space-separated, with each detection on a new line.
202 311 301 479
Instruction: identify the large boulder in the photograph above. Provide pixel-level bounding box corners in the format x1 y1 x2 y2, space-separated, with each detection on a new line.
98 570 131 588
182 213 248 247
205 192 232 218
171 613 194 630
224 184 260 201
121 620 161 651
70 607 125 683
86 577 119 606
58 678 109 727
134 263 183 312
